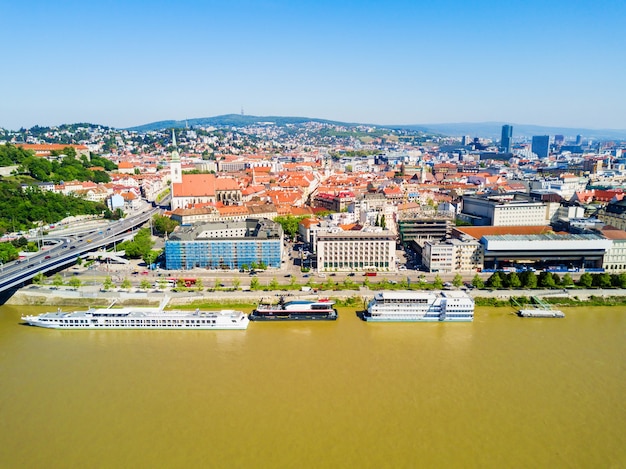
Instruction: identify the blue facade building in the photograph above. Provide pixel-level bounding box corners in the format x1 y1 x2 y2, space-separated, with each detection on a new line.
165 218 283 270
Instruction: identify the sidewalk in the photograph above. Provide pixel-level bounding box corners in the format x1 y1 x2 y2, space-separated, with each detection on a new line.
9 284 626 307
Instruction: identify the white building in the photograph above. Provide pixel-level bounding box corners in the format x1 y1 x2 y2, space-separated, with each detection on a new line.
422 237 483 273
317 230 396 273
462 195 548 226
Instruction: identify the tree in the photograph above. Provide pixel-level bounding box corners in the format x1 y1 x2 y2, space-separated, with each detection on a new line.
324 277 335 290
538 271 556 288
214 278 222 291
578 272 593 288
121 278 132 290
471 274 484 289
118 228 154 259
152 214 179 236
289 275 297 287
143 249 161 267
507 272 522 289
274 215 310 239
452 273 463 288
380 214 386 230
52 274 64 287
32 272 45 285
269 277 279 290
140 279 152 290
0 242 19 263
157 278 168 290
433 274 443 289
616 273 626 289
595 272 612 288
102 276 114 291
232 278 241 290
68 277 82 289
561 273 574 287
258 260 267 270
250 277 260 290
519 271 537 289
486 272 502 289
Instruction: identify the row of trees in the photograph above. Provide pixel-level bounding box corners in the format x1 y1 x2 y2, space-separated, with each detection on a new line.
481 271 626 290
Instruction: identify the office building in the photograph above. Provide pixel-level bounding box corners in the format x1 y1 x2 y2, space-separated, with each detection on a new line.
461 195 549 226
531 135 550 158
500 125 513 153
165 218 283 270
316 230 396 273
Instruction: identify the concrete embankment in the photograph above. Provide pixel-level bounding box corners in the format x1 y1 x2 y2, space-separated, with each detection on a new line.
8 285 626 307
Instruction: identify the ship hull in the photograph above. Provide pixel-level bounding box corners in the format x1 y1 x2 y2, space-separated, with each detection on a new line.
249 311 337 321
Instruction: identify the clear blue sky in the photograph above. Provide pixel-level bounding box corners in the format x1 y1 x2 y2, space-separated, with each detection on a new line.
2 0 625 130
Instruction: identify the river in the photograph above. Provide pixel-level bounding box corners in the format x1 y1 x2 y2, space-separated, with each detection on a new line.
0 304 624 468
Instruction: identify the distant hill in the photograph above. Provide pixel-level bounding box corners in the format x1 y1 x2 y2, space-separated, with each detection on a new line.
125 115 626 140
125 114 360 132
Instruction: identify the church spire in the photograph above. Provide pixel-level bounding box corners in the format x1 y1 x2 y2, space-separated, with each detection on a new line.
171 129 180 162
170 129 182 185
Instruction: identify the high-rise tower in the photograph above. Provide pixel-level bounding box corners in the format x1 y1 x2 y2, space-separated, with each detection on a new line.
500 125 513 153
531 135 550 158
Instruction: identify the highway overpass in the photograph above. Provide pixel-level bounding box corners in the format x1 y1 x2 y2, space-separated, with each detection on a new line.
0 208 159 297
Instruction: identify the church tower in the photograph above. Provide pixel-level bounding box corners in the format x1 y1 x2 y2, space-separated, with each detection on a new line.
170 129 182 185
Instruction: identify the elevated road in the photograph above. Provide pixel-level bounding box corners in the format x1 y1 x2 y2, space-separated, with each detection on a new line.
0 207 159 296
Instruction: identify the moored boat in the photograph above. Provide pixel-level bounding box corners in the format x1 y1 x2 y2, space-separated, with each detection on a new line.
364 290 474 322
249 297 337 321
21 300 249 330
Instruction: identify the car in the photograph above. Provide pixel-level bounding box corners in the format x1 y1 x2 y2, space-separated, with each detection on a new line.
70 246 76 250
44 255 51 259
348 272 355 276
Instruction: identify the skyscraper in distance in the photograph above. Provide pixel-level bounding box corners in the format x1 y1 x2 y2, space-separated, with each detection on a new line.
531 135 550 158
500 125 513 153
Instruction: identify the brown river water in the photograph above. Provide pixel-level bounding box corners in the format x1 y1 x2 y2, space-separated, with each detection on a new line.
0 304 624 468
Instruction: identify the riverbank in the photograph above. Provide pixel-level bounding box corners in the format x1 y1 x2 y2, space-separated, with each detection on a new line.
9 284 626 307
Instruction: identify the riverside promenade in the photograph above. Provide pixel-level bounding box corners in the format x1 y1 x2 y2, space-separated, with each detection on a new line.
8 284 626 307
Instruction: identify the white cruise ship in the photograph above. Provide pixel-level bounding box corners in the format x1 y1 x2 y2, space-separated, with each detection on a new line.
365 290 474 322
21 300 249 330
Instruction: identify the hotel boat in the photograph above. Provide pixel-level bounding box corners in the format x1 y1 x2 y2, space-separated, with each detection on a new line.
249 297 337 321
21 298 249 330
365 290 474 322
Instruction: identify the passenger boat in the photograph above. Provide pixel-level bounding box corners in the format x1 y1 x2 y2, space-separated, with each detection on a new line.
249 296 337 321
365 290 474 322
21 298 249 330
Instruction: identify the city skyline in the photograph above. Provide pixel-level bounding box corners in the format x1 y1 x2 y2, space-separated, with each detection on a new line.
2 0 625 131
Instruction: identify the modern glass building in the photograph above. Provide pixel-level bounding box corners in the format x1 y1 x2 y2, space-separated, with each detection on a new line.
165 218 283 270
500 125 513 153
